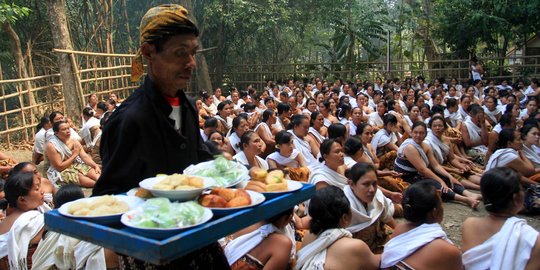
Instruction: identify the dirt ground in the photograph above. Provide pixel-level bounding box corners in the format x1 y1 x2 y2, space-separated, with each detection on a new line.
4 149 540 248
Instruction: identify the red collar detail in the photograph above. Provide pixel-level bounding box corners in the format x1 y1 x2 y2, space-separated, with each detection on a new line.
164 95 180 106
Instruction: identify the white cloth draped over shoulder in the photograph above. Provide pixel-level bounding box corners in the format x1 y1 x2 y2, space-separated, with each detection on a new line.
368 112 383 127
46 135 84 184
288 130 319 169
233 151 269 170
295 228 352 270
31 232 106 270
485 148 519 170
398 139 429 166
462 217 539 270
343 186 394 233
482 105 500 124
254 122 272 140
523 144 540 168
227 132 241 154
309 163 348 190
444 109 463 128
463 116 488 152
381 223 452 268
371 129 391 155
224 224 295 266
266 149 300 168
425 131 449 164
79 117 100 146
308 127 326 144
0 209 46 270
458 105 469 121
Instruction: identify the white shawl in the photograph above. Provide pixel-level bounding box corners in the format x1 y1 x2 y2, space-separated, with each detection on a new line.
368 112 383 127
46 136 83 184
425 131 449 164
79 117 100 146
381 223 452 268
215 115 232 131
266 149 300 167
31 232 106 270
464 116 488 152
458 105 469 120
295 229 352 270
371 128 391 154
308 127 325 144
462 217 539 270
523 144 540 168
228 132 241 154
224 224 295 265
254 122 272 139
7 210 44 270
289 130 319 169
482 105 500 124
233 151 269 170
309 164 348 190
343 186 394 233
444 109 462 128
344 156 356 168
485 148 519 170
398 139 429 166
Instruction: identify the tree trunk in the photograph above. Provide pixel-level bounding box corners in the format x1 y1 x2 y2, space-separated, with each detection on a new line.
2 22 38 125
45 0 83 126
178 0 213 96
121 0 134 53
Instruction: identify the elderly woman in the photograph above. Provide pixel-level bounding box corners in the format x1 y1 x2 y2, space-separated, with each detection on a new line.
297 186 379 270
462 168 540 270
343 163 396 253
394 122 480 209
381 181 462 270
0 171 50 269
45 121 100 188
309 139 347 190
233 131 268 170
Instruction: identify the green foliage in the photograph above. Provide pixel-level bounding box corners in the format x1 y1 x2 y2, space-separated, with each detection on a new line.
0 2 30 24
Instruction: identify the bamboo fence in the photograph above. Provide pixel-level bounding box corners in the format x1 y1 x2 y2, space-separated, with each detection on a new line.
1 51 540 149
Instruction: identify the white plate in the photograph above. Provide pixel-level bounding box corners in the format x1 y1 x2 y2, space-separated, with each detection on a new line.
139 175 215 201
202 190 265 216
58 195 144 224
240 180 304 199
184 160 249 187
121 207 213 239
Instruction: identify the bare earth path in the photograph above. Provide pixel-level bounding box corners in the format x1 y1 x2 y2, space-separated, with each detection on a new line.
5 149 540 248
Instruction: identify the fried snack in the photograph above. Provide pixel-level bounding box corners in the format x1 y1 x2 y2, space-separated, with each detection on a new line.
199 194 227 208
266 182 288 192
245 181 267 192
234 189 251 202
266 170 285 184
188 176 204 188
211 188 237 201
226 196 251 208
135 188 153 198
249 167 267 182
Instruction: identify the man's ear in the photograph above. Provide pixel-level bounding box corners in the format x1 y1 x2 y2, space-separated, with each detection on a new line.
140 42 155 61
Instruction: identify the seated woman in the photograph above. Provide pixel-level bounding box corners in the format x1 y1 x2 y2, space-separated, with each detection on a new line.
309 139 347 190
255 109 277 158
233 131 268 170
343 136 405 210
485 128 540 184
266 131 308 182
226 115 250 155
486 112 516 163
461 104 489 165
343 163 396 253
368 100 386 132
462 168 540 270
348 107 363 136
381 181 462 270
297 186 379 270
307 111 327 158
0 171 49 269
521 124 540 170
394 122 480 209
9 162 56 208
425 116 482 190
45 121 100 188
482 95 501 127
31 184 119 269
224 208 295 270
215 101 234 135
371 114 400 170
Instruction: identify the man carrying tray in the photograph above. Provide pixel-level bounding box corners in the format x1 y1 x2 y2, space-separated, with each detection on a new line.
92 4 229 269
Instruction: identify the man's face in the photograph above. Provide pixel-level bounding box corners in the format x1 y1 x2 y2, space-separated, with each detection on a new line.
144 34 198 94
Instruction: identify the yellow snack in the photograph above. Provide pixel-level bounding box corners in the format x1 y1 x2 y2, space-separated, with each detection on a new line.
188 176 204 188
266 182 288 192
265 170 285 184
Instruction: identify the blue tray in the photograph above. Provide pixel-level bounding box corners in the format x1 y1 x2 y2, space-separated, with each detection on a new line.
45 183 315 265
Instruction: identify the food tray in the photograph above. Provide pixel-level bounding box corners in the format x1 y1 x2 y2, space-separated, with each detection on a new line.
45 183 315 265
